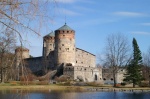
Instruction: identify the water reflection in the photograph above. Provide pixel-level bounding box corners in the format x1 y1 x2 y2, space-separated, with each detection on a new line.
0 90 150 99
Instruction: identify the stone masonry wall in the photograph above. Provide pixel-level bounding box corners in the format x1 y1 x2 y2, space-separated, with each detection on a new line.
75 48 95 67
55 30 76 66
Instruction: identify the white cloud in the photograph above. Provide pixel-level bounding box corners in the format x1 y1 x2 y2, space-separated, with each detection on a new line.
54 0 75 3
140 23 150 26
113 11 146 17
60 8 82 16
131 31 150 35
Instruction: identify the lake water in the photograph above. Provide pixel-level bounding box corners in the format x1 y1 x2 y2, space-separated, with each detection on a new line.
0 90 150 99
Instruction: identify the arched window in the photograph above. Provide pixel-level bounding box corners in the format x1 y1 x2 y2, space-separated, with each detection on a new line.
95 74 97 81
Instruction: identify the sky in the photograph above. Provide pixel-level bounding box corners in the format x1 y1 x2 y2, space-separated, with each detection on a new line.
22 0 150 62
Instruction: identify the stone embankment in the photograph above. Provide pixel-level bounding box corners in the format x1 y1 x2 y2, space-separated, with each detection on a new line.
86 87 150 92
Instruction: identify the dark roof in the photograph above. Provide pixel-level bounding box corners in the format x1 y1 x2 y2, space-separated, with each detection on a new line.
57 23 73 30
44 31 55 37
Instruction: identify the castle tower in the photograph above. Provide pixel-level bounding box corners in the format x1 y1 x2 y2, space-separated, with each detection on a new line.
15 47 29 66
54 23 76 66
43 31 55 57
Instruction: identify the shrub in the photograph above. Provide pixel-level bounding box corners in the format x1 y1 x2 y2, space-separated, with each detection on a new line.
55 75 70 82
139 81 149 87
36 81 49 85
86 82 102 86
121 82 126 86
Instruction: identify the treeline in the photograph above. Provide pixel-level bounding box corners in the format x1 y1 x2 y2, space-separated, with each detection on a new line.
99 33 150 87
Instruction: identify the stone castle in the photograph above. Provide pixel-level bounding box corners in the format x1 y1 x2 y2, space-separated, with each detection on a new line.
15 24 103 82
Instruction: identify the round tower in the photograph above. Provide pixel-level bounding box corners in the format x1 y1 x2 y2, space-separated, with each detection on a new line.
43 31 55 57
54 23 76 66
15 46 29 66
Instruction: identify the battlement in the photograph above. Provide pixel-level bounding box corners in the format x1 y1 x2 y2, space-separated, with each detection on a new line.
15 47 29 52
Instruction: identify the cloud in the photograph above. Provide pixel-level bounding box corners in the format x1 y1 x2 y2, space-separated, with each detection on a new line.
131 31 150 35
59 8 82 16
113 11 146 17
73 6 96 13
140 23 150 26
54 0 75 3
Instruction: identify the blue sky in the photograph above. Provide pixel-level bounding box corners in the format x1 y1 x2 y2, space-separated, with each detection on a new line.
23 0 150 61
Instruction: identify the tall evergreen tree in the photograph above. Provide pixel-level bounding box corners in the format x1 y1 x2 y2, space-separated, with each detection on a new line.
124 38 143 87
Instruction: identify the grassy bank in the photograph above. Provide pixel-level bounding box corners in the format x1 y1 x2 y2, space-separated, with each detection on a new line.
0 84 85 92
0 82 150 92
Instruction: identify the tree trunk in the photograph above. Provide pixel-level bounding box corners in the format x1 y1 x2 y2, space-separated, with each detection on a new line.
113 73 116 87
133 79 135 88
0 68 4 83
149 75 150 87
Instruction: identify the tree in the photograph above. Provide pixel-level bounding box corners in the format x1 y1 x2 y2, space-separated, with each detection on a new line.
124 38 143 87
0 0 57 82
100 33 130 87
142 47 150 86
0 0 56 41
0 29 16 82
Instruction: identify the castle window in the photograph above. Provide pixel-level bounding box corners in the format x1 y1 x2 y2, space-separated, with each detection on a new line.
59 48 61 50
103 78 106 80
84 68 86 71
66 48 69 51
63 35 65 37
111 78 113 81
76 61 77 63
63 31 64 33
62 44 64 46
81 62 83 64
50 44 52 45
67 31 69 33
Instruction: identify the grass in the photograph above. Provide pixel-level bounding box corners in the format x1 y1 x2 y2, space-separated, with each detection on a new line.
0 82 150 92
0 83 85 92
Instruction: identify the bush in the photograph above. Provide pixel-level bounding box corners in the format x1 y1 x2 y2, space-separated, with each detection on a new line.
121 82 126 86
55 75 70 82
86 82 102 86
36 81 49 85
139 81 149 87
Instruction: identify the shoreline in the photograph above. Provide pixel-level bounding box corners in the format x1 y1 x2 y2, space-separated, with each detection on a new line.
0 85 150 92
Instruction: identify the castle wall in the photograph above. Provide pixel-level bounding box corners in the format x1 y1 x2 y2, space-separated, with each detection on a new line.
24 57 43 73
63 66 74 79
75 48 95 67
102 68 126 84
64 66 103 82
116 69 126 83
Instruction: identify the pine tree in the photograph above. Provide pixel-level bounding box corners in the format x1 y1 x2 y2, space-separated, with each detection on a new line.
124 38 143 87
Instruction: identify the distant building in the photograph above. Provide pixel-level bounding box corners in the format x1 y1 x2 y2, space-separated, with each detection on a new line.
102 68 126 84
15 23 103 82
